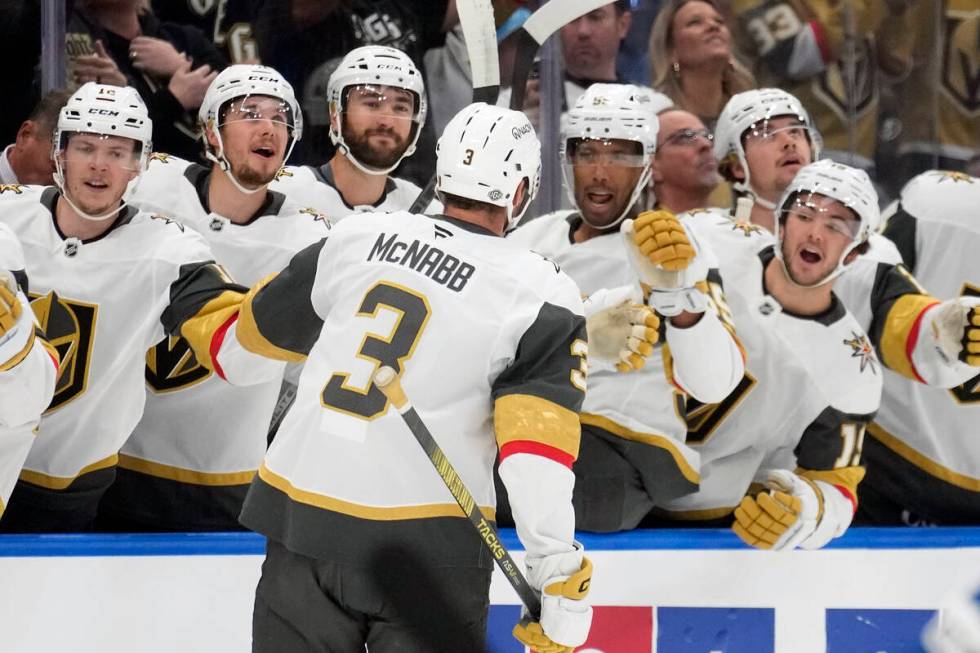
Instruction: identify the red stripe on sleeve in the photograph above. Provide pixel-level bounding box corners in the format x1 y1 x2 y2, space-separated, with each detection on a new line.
834 484 858 514
47 350 60 372
905 301 940 385
209 312 239 381
499 440 576 469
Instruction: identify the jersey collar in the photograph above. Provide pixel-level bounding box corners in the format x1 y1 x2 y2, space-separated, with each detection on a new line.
42 186 139 245
185 163 287 225
313 160 397 211
759 246 848 326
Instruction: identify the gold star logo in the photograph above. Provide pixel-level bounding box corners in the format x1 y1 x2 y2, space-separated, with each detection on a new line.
844 331 878 374
0 184 25 194
300 207 330 227
729 220 762 237
275 167 293 180
935 171 973 184
149 152 171 164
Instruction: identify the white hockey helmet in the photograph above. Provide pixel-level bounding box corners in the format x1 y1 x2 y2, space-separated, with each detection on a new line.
560 83 661 229
435 103 540 231
199 64 302 193
327 45 427 175
53 82 152 221
714 88 821 202
774 159 879 286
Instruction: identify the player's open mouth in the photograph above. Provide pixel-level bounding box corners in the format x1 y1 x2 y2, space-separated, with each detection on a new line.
800 247 822 264
780 155 802 168
84 180 109 190
252 146 275 159
586 191 613 205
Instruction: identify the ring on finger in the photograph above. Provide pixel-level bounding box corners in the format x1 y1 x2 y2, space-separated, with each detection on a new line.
130 50 138 60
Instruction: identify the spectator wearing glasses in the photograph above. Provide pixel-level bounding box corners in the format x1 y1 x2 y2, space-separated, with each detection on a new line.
651 109 722 214
649 0 755 131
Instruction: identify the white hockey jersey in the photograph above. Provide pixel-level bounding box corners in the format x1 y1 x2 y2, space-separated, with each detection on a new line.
509 211 745 505
104 156 330 529
269 162 442 221
656 212 882 518
0 185 279 529
0 219 57 516
236 211 587 567
861 171 980 523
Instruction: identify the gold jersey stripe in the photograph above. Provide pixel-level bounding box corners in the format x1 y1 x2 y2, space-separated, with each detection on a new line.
653 505 734 521
259 464 496 521
0 327 36 372
799 466 866 502
494 394 580 459
117 454 256 486
879 294 940 381
180 289 247 370
237 273 307 363
19 454 118 490
868 422 980 491
580 413 699 485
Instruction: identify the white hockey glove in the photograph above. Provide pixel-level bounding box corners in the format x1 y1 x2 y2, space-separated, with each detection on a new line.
513 544 594 653
621 210 709 317
732 469 854 551
583 286 660 373
929 297 980 367
0 270 36 371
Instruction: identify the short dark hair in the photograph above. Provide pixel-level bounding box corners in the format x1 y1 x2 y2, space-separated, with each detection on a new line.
29 89 73 133
441 192 498 213
613 0 631 13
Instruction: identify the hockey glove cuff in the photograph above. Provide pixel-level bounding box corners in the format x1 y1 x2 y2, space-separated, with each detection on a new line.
514 544 594 650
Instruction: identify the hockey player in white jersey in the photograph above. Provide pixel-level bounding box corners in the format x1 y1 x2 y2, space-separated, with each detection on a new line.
654 160 882 551
96 65 332 531
510 83 745 532
232 103 593 652
855 171 980 525
0 224 58 518
0 83 281 532
271 45 440 220
711 88 980 391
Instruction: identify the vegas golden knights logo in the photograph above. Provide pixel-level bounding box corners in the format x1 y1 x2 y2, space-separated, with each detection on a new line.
951 283 980 404
29 291 97 413
684 373 757 445
944 10 979 114
816 37 877 119
145 336 211 393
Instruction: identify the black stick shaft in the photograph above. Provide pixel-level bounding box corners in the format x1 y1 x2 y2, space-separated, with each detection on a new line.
398 405 542 619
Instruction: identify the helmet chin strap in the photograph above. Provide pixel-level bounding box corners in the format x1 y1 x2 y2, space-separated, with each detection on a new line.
205 125 297 196
733 179 777 211
331 111 417 177
578 163 653 231
53 158 133 222
775 239 859 289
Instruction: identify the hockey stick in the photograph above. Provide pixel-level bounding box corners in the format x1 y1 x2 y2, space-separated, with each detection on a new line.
508 0 612 111
373 366 541 620
408 0 500 214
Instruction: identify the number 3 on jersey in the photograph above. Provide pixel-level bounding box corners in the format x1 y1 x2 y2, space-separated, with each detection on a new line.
321 281 431 419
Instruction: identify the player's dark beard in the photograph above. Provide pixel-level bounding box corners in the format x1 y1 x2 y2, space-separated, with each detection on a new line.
232 161 277 188
342 123 408 170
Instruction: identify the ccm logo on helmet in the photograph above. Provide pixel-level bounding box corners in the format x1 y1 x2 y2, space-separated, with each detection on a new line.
87 109 120 116
247 75 278 83
511 124 532 139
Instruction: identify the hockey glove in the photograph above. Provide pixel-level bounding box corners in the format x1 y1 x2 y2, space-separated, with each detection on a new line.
513 545 593 652
0 271 35 371
621 212 708 317
0 271 22 336
584 286 660 373
733 469 854 551
928 297 980 367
